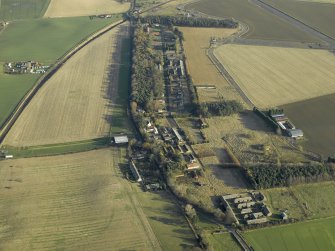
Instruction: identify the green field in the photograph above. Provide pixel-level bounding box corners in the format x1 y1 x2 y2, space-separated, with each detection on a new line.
264 0 335 39
282 93 335 157
0 0 50 20
137 190 198 250
0 16 119 128
186 0 320 42
0 71 39 126
244 217 335 251
264 182 335 220
0 17 118 63
207 233 242 251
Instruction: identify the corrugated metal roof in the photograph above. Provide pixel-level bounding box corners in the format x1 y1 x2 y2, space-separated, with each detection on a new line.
114 136 129 144
288 129 303 138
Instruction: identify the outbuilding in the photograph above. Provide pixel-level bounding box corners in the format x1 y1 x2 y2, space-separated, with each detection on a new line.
287 129 303 138
113 135 129 144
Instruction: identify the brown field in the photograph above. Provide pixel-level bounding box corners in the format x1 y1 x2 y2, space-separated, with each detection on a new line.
0 148 161 250
214 44 335 108
44 0 130 17
4 23 129 147
179 27 245 104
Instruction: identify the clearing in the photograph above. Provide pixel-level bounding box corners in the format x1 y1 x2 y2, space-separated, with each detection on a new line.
244 217 335 251
214 44 335 108
0 148 160 250
3 23 129 147
44 0 130 18
179 27 244 104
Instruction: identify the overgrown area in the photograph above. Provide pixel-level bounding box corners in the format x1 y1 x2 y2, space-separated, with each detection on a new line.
244 163 335 189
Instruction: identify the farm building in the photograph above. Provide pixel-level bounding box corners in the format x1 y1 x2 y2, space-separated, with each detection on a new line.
113 135 129 144
129 160 142 182
287 129 303 138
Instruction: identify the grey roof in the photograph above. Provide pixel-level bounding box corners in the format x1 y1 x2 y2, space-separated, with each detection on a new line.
114 135 129 144
288 129 303 138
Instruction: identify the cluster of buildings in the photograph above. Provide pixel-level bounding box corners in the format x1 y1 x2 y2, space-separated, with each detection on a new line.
221 191 285 225
4 61 49 74
270 111 303 138
160 29 189 113
160 126 201 171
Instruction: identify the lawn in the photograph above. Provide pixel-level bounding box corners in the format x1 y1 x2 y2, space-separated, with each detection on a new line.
244 217 335 251
0 0 50 20
0 71 39 127
186 0 321 42
282 93 335 157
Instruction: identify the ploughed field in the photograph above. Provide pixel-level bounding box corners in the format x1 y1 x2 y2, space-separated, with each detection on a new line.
244 217 335 251
3 23 129 147
263 0 335 39
282 93 335 157
44 0 130 18
0 148 161 250
186 0 320 42
214 44 335 108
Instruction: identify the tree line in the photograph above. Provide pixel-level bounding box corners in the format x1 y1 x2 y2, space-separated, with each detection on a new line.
140 15 238 28
131 26 164 111
243 163 335 189
199 100 243 117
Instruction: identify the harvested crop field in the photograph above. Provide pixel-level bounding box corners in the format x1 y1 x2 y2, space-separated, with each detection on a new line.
179 27 244 103
186 0 320 42
44 0 130 17
214 44 335 108
0 148 161 250
282 93 335 156
4 23 130 147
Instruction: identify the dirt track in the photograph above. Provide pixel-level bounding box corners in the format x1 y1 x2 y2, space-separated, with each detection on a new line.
3 23 129 147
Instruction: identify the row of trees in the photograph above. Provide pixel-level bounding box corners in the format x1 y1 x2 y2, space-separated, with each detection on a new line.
199 100 243 117
140 15 238 28
131 26 164 111
243 163 335 189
